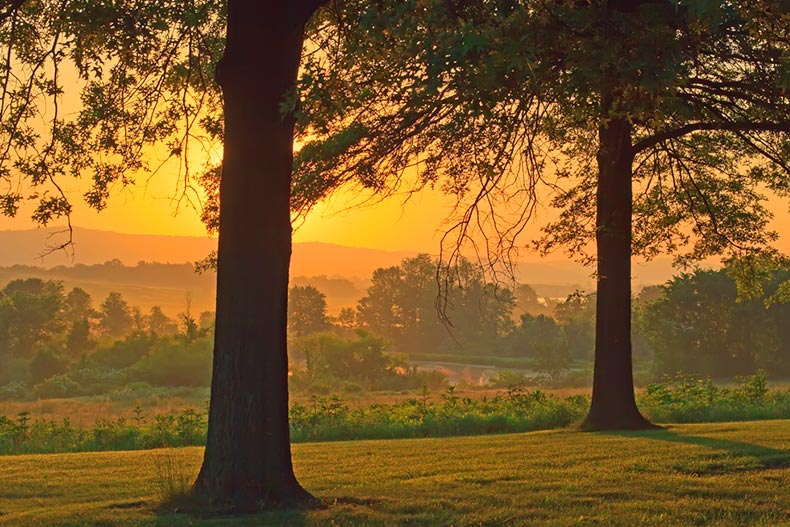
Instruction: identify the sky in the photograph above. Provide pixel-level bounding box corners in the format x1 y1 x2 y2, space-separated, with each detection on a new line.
2 159 550 256
5 160 790 262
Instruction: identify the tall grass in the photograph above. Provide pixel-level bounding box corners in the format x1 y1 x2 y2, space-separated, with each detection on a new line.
153 448 193 504
637 370 790 422
1 373 788 456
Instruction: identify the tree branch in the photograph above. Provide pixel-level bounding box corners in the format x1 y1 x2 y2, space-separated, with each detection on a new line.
634 120 790 153
0 0 25 25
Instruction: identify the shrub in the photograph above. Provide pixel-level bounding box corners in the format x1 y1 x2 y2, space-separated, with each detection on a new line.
638 371 790 423
131 336 212 387
33 374 84 398
68 368 128 395
28 348 69 384
91 331 156 369
0 381 32 401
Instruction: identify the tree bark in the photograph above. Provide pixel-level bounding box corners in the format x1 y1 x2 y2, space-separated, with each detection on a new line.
582 109 657 431
193 1 322 511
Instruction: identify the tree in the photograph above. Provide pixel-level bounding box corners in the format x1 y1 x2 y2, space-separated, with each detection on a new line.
295 0 790 429
332 307 357 336
513 284 550 317
357 265 410 342
357 255 445 353
638 267 790 378
357 254 514 355
147 306 178 336
0 279 64 358
288 284 329 337
97 292 133 338
62 288 93 323
194 1 328 510
294 331 393 385
65 318 96 357
510 313 566 357
553 292 596 361
1 0 327 508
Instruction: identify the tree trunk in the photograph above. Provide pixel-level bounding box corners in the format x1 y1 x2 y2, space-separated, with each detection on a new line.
193 1 321 511
582 110 657 431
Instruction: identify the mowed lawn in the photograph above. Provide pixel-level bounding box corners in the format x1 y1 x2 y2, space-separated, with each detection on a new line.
1 421 789 527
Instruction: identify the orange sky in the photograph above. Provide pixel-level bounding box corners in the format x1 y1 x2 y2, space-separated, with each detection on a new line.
2 157 554 255
4 160 790 259
0 172 455 252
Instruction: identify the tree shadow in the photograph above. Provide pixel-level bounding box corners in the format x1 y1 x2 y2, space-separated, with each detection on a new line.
152 508 310 526
605 428 790 474
150 495 384 526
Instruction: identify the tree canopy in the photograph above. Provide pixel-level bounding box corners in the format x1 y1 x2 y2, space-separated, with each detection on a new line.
296 0 790 266
0 0 224 247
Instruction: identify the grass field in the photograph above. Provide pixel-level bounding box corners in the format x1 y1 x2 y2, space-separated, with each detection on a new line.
1 420 789 526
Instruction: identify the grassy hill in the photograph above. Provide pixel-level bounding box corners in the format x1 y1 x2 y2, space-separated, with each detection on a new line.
1 420 788 526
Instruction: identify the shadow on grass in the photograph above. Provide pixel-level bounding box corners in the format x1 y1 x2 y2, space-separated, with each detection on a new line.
152 510 310 526
150 496 385 526
606 428 790 475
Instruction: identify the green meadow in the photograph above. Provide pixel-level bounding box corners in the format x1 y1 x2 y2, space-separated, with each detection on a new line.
1 420 788 527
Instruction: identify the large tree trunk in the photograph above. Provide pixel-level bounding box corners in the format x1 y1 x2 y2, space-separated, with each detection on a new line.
193 1 321 511
582 111 656 431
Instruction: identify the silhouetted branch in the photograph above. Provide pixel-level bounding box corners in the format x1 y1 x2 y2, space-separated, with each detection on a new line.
635 121 790 153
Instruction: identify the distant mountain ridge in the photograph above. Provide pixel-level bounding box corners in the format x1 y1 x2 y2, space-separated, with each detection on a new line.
0 227 415 279
0 227 683 292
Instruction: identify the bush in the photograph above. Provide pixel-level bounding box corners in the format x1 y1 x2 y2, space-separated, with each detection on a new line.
68 367 128 395
2 374 789 455
91 331 156 369
0 381 32 401
638 371 790 423
131 336 212 387
33 374 84 398
29 349 69 384
291 332 448 392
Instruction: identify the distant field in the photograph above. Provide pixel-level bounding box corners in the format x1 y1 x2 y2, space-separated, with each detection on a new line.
0 265 217 317
1 420 788 526
0 263 366 317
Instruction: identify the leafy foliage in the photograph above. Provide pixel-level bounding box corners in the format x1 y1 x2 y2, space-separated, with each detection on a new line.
0 0 225 237
638 267 790 377
288 284 329 337
2 373 788 455
356 254 515 355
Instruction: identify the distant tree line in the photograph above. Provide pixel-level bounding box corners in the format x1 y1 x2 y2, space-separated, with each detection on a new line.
288 255 790 383
0 279 215 399
3 259 790 401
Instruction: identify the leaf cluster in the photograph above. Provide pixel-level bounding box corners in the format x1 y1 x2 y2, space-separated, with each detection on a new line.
0 0 225 241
